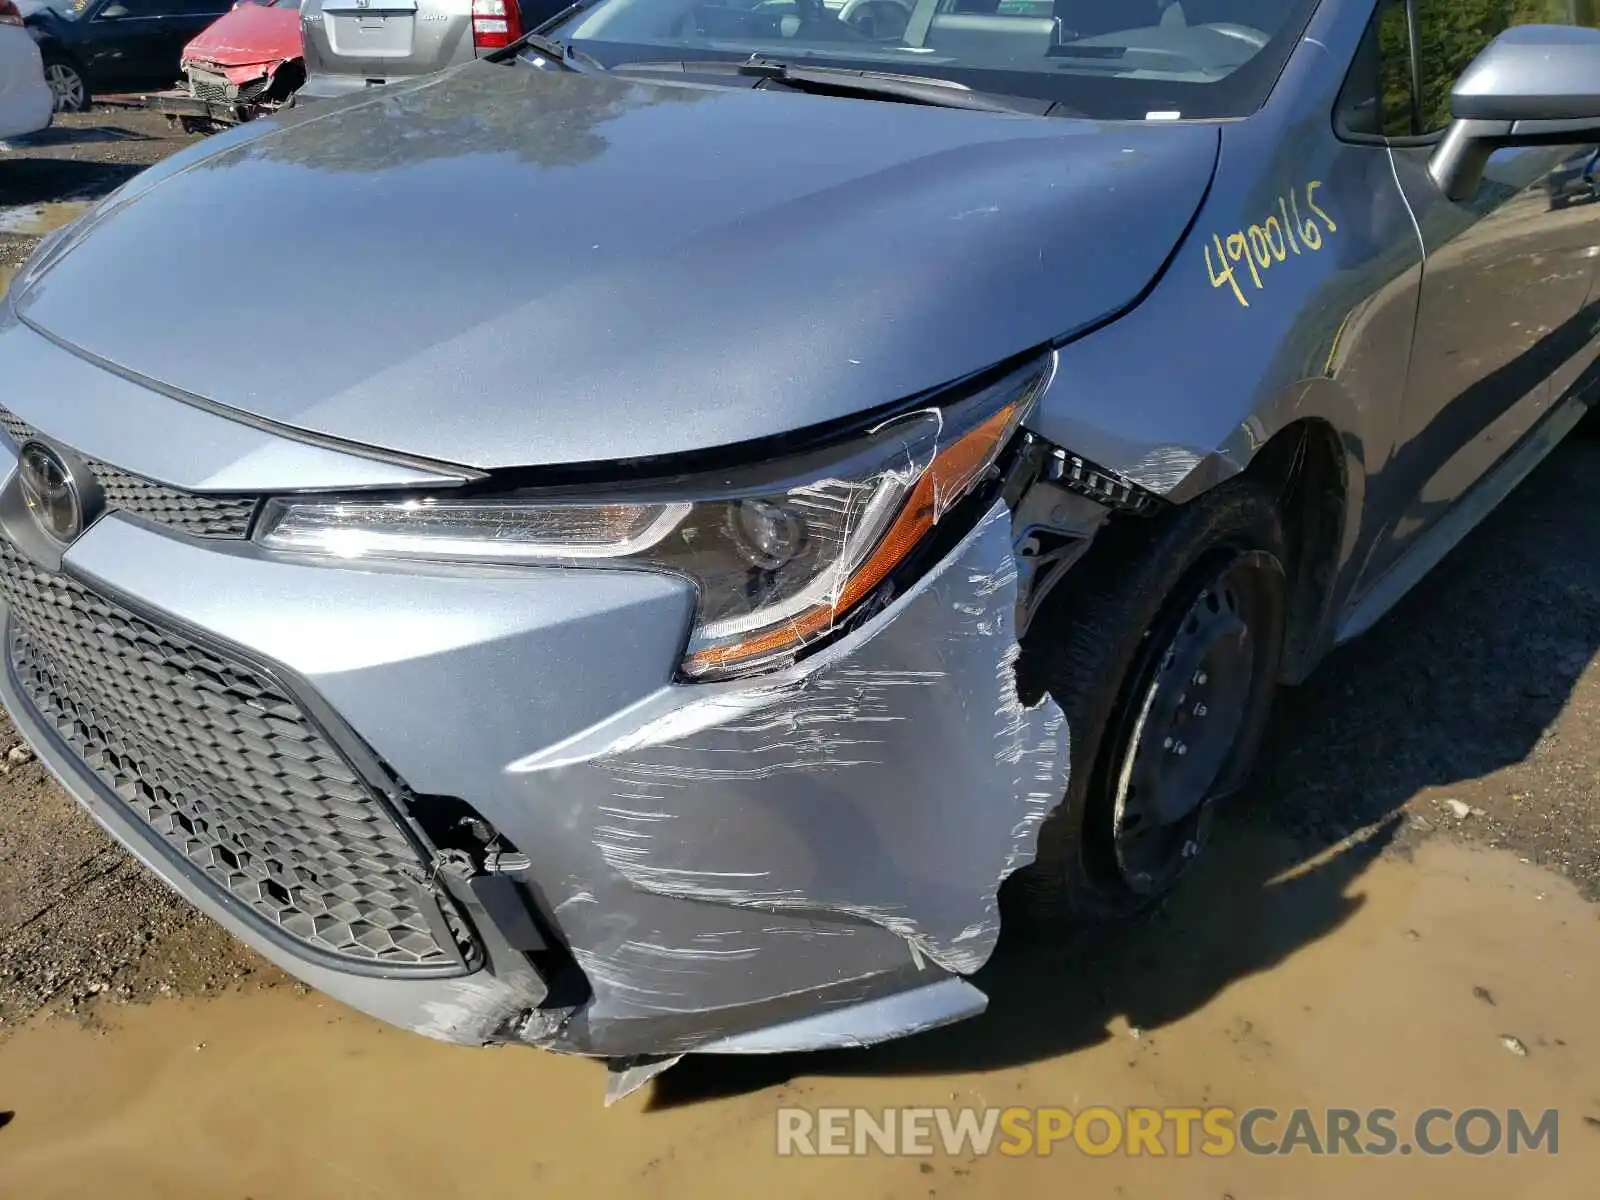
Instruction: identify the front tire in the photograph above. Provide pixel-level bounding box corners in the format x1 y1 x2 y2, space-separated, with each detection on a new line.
1015 482 1288 927
42 58 90 113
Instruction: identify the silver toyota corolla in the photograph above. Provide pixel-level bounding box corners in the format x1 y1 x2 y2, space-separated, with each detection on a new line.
2 0 1599 1098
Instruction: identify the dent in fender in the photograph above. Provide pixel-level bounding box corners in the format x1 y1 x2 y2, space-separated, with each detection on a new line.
509 501 1071 1035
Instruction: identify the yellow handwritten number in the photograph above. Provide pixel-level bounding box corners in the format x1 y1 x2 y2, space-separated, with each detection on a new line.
1305 181 1337 233
1247 225 1273 269
1207 182 1334 308
1277 198 1302 254
1206 233 1248 307
1263 217 1288 262
1289 189 1321 250
1226 232 1262 289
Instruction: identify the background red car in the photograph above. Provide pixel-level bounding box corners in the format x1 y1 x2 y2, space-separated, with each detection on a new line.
150 0 301 130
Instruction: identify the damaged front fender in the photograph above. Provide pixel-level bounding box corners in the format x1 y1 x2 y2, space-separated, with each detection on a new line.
509 500 1070 1052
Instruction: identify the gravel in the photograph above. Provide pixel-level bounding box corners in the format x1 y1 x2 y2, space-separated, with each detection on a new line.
0 106 201 276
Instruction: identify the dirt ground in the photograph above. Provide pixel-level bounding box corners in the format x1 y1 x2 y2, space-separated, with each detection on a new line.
1 109 1599 1198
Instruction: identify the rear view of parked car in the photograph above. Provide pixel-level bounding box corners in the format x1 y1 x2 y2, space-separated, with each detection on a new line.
0 0 52 138
149 0 303 130
296 0 563 98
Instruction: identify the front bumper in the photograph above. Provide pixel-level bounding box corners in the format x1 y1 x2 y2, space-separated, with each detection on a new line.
295 71 401 103
145 90 241 125
0 326 1070 1060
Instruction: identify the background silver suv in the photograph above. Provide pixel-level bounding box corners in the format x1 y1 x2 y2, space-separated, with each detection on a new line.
297 0 562 99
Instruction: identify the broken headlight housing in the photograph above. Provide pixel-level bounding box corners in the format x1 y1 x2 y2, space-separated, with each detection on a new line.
256 357 1050 681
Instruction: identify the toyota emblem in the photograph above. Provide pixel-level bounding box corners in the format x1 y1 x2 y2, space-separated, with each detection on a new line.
18 441 85 545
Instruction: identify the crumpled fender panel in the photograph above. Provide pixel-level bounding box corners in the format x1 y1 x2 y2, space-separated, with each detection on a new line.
510 501 1069 1043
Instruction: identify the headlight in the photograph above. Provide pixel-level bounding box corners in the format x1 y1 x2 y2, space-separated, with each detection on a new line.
257 357 1050 680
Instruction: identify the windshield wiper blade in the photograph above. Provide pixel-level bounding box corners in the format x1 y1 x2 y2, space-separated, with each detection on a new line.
494 31 606 71
615 57 1048 115
757 62 1048 113
488 0 607 69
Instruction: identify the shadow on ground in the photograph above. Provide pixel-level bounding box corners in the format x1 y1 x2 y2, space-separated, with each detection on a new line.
0 158 146 208
2 124 151 150
651 435 1600 1108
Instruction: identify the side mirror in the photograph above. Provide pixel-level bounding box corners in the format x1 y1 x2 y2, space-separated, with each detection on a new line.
98 2 129 15
1429 24 1600 202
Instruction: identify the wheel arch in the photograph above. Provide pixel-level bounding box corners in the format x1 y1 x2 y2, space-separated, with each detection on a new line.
1232 416 1351 684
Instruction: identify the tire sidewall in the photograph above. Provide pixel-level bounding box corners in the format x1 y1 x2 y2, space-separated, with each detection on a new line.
1020 482 1289 925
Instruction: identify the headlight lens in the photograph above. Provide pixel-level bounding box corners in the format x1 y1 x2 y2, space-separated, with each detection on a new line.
257 357 1049 680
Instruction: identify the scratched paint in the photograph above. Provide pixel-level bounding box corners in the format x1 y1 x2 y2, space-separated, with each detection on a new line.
507 501 1070 1042
1119 444 1205 494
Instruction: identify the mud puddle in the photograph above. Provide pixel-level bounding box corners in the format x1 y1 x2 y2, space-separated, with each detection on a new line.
0 201 90 239
0 838 1594 1198
0 200 90 294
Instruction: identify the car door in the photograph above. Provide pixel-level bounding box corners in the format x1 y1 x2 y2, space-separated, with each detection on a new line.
133 0 230 85
1367 0 1600 581
75 0 177 89
169 0 233 62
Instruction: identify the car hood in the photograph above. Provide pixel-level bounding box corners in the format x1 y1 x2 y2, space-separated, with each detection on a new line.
182 4 302 71
10 63 1218 471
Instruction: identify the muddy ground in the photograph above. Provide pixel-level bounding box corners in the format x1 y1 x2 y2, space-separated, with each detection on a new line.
1 110 1599 1197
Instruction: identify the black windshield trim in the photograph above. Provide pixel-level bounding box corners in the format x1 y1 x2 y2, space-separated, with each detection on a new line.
613 56 1056 113
547 0 1324 122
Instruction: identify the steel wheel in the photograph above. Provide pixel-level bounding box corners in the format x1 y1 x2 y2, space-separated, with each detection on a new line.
1013 482 1289 927
1107 552 1281 893
44 62 87 113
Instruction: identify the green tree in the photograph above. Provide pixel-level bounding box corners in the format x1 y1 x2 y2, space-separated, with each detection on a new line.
1407 0 1581 133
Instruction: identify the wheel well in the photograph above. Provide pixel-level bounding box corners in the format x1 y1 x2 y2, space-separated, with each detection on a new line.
266 58 306 104
1239 420 1347 684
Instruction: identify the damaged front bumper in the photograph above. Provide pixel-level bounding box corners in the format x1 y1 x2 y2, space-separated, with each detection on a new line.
2 488 1067 1061
0 348 1081 1068
146 60 290 126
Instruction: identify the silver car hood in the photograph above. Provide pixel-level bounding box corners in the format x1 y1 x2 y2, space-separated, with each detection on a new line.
10 63 1219 471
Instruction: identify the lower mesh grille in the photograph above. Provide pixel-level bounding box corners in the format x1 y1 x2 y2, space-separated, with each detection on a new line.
0 539 475 972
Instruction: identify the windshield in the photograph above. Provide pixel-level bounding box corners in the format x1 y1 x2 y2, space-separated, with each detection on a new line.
547 0 1322 118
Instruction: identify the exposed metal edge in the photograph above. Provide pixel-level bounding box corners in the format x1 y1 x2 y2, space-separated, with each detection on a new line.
692 978 988 1054
604 1054 684 1105
1337 392 1588 645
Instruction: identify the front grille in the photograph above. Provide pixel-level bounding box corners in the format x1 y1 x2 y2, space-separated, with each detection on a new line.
189 71 229 106
187 66 270 107
0 408 258 539
0 538 475 972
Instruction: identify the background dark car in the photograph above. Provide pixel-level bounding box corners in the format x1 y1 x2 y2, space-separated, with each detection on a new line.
1545 145 1600 208
21 0 231 111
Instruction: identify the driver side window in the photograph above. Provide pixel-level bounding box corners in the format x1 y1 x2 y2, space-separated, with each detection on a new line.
98 0 166 17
